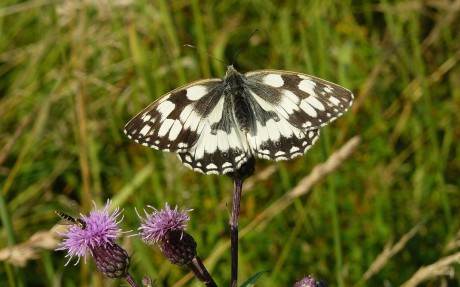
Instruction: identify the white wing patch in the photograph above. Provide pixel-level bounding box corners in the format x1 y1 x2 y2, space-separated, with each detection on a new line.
168 120 183 141
298 78 317 95
139 125 151 137
262 74 284 87
299 100 318 118
305 96 325 111
207 96 225 125
279 90 301 114
158 119 174 137
186 85 209 101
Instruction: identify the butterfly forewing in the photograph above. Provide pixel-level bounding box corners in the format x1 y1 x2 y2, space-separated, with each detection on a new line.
124 65 353 175
124 78 223 152
245 70 354 130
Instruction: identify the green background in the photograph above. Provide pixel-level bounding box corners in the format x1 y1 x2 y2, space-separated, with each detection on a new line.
1 0 459 286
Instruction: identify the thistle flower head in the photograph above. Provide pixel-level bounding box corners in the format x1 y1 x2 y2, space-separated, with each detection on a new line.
137 203 196 265
57 200 124 264
56 200 130 278
137 203 191 244
294 275 327 287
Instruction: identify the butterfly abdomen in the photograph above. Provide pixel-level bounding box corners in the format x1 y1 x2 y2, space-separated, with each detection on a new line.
232 93 253 133
224 68 254 133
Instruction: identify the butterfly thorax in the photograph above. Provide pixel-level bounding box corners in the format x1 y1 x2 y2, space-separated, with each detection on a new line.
224 66 253 133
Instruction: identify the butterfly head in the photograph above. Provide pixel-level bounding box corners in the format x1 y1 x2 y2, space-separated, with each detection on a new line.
225 65 240 77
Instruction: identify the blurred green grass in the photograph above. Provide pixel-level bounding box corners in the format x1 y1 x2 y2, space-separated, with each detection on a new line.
1 0 459 286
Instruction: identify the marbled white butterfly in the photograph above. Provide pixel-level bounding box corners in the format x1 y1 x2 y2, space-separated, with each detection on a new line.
124 65 353 176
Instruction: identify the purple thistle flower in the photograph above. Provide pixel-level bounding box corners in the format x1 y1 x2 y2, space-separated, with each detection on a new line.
137 203 217 286
294 275 327 287
137 203 196 265
56 200 131 279
137 203 192 244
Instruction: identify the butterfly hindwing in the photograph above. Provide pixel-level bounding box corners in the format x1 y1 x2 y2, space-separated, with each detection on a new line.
246 106 321 161
234 88 321 161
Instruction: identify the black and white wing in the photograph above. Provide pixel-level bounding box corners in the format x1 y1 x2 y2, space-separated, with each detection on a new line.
243 70 353 161
124 79 253 175
125 66 354 176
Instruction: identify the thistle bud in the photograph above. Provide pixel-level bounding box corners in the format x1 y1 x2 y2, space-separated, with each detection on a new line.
159 229 197 265
90 241 130 278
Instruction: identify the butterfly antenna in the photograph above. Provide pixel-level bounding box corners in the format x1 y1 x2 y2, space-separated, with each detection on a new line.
231 29 259 66
184 44 226 65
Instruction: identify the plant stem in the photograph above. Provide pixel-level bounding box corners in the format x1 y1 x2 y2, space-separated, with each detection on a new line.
125 273 140 287
230 179 243 287
187 256 218 287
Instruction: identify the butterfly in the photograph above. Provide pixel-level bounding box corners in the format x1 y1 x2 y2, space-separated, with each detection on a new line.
55 211 86 229
124 65 353 176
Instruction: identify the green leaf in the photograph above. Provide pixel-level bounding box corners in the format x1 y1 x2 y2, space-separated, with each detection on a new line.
240 271 268 287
